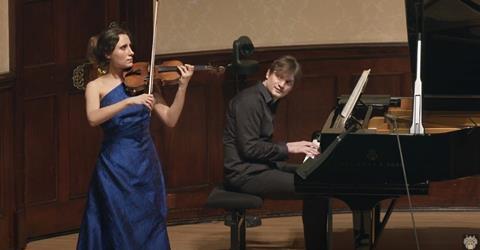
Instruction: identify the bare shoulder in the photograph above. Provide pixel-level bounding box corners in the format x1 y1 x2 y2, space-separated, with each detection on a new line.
85 78 103 98
86 77 102 90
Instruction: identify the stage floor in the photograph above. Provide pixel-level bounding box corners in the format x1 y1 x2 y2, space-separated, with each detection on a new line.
26 211 480 250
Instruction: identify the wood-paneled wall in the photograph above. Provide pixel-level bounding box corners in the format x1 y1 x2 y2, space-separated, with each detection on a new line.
1 74 15 250
4 0 479 248
17 0 116 241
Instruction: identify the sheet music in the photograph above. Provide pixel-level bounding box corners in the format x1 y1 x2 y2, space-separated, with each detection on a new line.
304 69 370 162
335 69 371 128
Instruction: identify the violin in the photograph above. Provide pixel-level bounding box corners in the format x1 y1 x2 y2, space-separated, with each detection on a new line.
123 60 224 96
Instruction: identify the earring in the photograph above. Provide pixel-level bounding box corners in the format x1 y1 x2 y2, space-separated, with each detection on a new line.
97 67 107 75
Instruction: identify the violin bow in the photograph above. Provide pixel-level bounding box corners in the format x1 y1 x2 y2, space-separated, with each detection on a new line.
148 0 160 94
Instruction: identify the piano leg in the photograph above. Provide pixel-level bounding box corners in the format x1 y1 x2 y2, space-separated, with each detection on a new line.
327 199 333 250
345 197 397 250
373 199 397 249
352 208 376 250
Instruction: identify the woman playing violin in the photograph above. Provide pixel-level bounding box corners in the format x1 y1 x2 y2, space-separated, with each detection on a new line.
77 24 193 250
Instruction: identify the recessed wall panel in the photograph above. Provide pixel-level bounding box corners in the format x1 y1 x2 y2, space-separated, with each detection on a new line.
24 96 58 205
68 94 102 198
23 0 55 66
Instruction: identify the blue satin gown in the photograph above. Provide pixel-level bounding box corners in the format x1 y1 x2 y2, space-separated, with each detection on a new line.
77 83 170 250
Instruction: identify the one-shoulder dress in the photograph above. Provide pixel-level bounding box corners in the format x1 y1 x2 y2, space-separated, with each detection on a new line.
77 83 170 250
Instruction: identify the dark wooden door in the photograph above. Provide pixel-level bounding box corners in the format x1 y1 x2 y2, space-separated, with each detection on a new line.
15 0 152 241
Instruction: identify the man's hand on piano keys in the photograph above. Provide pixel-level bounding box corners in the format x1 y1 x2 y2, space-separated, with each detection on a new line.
302 139 320 163
286 140 320 159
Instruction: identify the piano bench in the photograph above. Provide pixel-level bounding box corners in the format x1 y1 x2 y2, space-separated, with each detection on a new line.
206 185 263 250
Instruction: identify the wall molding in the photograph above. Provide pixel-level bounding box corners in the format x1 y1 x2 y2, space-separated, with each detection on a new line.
0 72 15 90
155 42 409 60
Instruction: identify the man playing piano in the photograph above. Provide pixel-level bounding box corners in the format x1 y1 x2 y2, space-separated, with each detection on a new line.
223 55 329 250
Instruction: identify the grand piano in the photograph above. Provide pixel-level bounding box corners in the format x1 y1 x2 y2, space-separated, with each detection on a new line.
294 0 480 249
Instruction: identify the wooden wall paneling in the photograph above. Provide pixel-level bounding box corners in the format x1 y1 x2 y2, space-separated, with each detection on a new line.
66 0 106 63
24 94 88 237
1 4 15 246
62 0 108 236
118 0 153 62
105 0 120 23
151 80 211 213
16 0 130 241
21 1 56 98
160 83 209 189
22 1 54 67
414 178 480 207
207 73 227 186
22 0 60 238
160 69 230 220
14 0 27 246
363 73 405 96
23 96 57 205
378 176 480 210
0 80 15 250
63 0 125 205
67 94 102 199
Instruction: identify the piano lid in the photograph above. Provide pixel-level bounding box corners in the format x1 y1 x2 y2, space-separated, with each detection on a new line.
405 0 480 110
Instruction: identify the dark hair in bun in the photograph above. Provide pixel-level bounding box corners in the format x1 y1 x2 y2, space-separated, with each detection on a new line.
86 22 131 72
